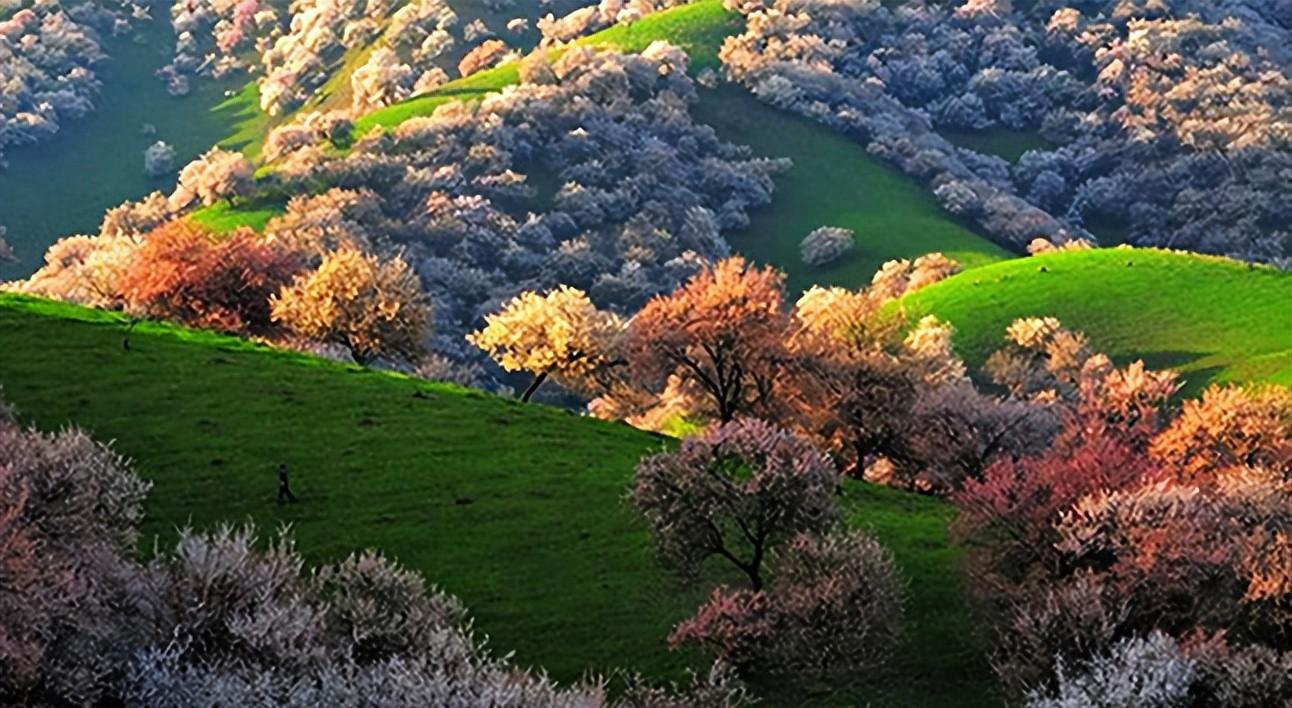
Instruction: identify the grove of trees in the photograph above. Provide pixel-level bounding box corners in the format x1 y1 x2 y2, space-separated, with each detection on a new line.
15 45 788 382
719 0 1292 265
0 0 137 167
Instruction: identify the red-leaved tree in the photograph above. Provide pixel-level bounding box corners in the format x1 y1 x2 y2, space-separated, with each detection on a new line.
120 221 304 334
626 257 793 424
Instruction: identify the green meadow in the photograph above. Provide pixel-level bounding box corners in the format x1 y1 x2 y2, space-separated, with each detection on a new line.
904 248 1292 394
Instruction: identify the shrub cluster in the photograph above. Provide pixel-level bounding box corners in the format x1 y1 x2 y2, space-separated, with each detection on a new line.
799 226 854 266
632 419 907 687
953 364 1292 700
0 0 136 167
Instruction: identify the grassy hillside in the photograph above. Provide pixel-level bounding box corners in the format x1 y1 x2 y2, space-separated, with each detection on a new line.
0 293 998 707
354 0 741 134
696 85 1010 294
903 248 1292 393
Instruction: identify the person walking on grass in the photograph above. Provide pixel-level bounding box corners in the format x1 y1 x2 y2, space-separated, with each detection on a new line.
277 463 297 505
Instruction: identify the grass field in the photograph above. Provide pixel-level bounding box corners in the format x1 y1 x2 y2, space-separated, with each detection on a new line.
0 292 997 708
696 84 1011 294
903 248 1292 394
0 17 261 280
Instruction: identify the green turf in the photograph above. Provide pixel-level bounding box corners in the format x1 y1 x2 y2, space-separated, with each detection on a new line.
214 80 273 160
0 292 997 707
902 248 1292 394
0 17 264 280
695 84 1011 295
188 199 283 233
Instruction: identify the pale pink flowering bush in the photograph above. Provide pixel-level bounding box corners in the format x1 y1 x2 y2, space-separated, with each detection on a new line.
632 419 840 590
671 529 904 682
170 147 255 209
0 401 150 706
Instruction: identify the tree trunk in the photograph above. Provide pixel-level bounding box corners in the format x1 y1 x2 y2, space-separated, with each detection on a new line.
520 370 549 402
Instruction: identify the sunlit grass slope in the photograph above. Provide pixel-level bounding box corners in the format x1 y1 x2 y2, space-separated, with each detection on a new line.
902 248 1292 394
0 292 997 708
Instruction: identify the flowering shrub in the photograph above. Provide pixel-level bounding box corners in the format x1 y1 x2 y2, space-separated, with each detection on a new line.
170 147 254 209
0 400 150 706
953 364 1292 697
143 141 177 177
671 529 904 682
1026 632 1292 708
799 226 854 266
632 419 838 590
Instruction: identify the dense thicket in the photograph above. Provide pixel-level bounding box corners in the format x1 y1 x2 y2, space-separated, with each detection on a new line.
721 0 1292 263
16 47 787 382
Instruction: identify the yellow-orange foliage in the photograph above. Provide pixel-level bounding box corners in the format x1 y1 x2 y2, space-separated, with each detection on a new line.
271 247 430 363
627 257 790 423
792 286 896 349
468 286 625 400
1151 385 1292 483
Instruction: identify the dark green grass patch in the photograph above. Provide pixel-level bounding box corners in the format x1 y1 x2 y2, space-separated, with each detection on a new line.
0 292 997 707
902 248 1292 394
695 84 1011 295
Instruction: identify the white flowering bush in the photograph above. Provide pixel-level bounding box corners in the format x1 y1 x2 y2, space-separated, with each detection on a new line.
799 226 854 266
143 141 177 177
0 393 753 707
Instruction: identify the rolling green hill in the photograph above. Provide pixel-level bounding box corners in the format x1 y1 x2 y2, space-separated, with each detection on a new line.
903 248 1292 394
695 85 1011 294
0 292 998 708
